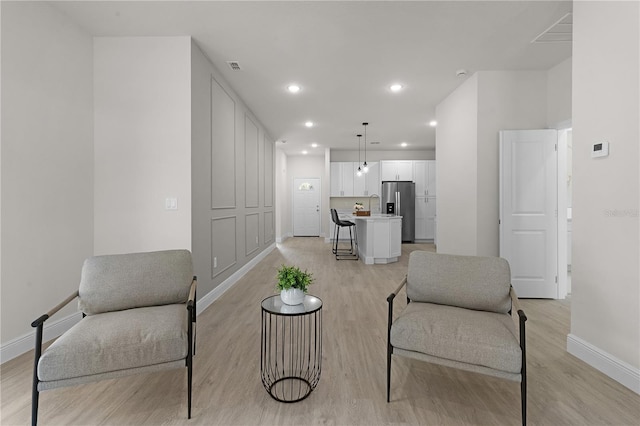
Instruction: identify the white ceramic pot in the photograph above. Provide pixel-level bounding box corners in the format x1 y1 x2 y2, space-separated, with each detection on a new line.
280 288 305 305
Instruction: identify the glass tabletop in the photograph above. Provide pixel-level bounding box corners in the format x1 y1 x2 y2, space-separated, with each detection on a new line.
261 294 322 315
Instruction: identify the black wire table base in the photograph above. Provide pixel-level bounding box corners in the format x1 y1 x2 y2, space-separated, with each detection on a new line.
261 295 322 403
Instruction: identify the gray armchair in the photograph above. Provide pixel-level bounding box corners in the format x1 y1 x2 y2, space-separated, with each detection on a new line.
31 250 197 425
387 251 527 425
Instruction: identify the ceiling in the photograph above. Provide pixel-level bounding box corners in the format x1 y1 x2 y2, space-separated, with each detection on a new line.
52 1 572 155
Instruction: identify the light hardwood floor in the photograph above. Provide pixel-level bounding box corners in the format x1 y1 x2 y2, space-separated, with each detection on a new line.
2 238 639 425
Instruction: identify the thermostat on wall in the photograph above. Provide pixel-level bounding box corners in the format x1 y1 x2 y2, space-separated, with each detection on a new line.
591 141 609 158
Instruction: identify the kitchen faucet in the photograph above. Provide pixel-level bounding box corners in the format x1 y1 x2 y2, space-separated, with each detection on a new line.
368 194 380 213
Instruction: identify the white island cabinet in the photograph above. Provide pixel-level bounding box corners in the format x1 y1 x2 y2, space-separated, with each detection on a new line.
340 214 402 264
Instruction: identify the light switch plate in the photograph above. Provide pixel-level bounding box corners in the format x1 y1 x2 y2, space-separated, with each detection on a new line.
165 197 178 210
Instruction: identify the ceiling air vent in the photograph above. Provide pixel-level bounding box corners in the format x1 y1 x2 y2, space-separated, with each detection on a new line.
370 141 380 145
532 13 572 43
226 61 242 71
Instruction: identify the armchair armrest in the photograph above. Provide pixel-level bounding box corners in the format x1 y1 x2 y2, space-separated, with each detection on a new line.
187 276 197 312
509 286 527 361
387 276 407 333
187 276 197 357
386 276 407 402
510 286 527 324
31 290 79 328
387 276 407 304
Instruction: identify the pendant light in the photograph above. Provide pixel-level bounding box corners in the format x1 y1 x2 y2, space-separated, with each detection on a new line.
362 122 369 173
356 134 363 177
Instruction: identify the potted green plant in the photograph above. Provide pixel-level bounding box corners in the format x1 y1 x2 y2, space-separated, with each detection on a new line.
276 265 313 305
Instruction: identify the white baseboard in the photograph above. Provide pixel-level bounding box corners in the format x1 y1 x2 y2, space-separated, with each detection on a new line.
1 243 276 365
196 242 276 315
567 333 640 394
276 233 293 243
1 311 83 364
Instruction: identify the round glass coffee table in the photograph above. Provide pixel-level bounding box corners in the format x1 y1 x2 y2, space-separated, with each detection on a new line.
260 294 323 402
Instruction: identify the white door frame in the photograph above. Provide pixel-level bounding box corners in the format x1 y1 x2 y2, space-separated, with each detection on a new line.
556 122 572 298
292 177 321 236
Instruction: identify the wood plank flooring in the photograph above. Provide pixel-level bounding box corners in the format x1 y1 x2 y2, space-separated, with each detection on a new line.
2 237 639 425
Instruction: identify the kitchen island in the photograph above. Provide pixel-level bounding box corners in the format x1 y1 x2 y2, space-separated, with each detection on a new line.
338 213 402 265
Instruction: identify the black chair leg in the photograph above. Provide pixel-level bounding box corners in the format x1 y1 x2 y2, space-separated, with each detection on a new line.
32 322 44 426
521 373 526 426
352 225 358 258
187 308 194 419
386 347 392 403
31 388 39 426
187 358 192 419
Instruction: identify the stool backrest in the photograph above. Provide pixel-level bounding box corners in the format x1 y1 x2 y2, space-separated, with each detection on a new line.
330 208 339 225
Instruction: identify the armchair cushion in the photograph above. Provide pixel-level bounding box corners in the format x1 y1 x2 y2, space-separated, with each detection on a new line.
78 250 193 315
391 301 521 374
38 304 188 382
407 251 512 314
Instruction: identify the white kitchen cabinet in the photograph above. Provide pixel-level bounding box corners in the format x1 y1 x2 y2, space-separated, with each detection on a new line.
415 196 436 240
330 162 355 196
414 160 436 197
354 162 380 196
389 218 402 257
353 215 402 264
380 160 413 181
332 162 379 197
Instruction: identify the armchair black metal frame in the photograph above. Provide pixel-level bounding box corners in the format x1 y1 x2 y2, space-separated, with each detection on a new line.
330 208 359 260
30 276 197 426
387 278 528 426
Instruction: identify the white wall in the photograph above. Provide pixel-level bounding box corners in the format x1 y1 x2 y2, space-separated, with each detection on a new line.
570 0 639 385
275 147 289 241
547 57 572 127
93 37 192 255
191 41 275 297
1 2 94 344
436 71 548 257
435 74 479 255
476 71 548 256
330 149 435 162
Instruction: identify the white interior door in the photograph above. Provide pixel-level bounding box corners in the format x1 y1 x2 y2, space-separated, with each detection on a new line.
500 130 558 298
293 178 321 236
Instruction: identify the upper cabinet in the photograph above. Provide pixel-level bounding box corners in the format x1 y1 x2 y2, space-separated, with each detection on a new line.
356 162 380 196
381 160 413 181
331 162 380 197
413 160 436 197
330 162 355 197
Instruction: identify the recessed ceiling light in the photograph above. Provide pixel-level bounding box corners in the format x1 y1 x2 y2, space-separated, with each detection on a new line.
287 84 301 93
311 143 318 148
305 121 314 128
429 120 438 127
401 142 408 147
390 84 403 92
302 150 308 155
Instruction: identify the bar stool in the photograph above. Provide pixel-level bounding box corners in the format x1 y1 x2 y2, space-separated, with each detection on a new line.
330 209 358 260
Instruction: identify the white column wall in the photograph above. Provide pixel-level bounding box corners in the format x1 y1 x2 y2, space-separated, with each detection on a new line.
1 2 94 345
93 37 192 255
435 74 479 255
570 1 639 378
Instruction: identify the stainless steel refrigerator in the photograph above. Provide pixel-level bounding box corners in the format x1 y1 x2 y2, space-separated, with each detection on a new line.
381 181 415 242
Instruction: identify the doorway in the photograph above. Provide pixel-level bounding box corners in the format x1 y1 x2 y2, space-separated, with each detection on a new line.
499 129 559 298
292 178 321 236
